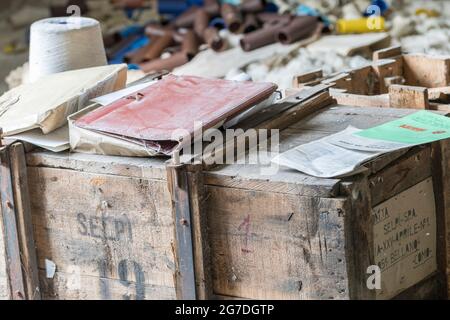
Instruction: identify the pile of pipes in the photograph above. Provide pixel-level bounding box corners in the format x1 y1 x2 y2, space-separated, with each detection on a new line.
105 0 321 73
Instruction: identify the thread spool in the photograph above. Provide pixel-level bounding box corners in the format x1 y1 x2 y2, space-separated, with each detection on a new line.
29 17 107 82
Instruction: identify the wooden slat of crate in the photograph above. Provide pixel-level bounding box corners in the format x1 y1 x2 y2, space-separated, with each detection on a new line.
25 152 167 181
38 270 175 300
443 139 450 297
0 213 8 300
403 54 450 88
25 154 173 300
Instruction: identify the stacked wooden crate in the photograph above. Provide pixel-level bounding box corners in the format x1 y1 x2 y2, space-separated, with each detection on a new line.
294 47 450 297
1 92 448 299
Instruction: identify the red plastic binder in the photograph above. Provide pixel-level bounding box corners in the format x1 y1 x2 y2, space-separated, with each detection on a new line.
75 74 277 154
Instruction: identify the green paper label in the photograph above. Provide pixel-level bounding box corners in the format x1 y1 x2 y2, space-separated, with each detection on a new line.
356 111 450 145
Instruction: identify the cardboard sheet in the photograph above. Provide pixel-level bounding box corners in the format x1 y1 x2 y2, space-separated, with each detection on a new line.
0 64 127 136
4 125 69 152
373 178 437 299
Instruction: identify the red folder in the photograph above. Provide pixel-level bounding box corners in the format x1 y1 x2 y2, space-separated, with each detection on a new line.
75 74 277 154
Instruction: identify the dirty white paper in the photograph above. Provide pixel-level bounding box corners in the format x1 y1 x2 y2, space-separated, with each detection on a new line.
271 126 411 178
0 64 127 136
91 81 157 106
3 125 69 152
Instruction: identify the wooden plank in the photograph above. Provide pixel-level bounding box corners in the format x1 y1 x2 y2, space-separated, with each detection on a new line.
393 272 445 300
347 65 377 95
384 76 405 87
389 85 430 109
430 139 450 299
206 185 349 300
340 176 375 299
201 90 334 170
38 269 175 300
373 46 402 61
441 139 450 297
403 54 450 88
0 146 26 300
292 69 323 88
26 151 167 181
9 143 41 300
428 86 450 101
332 92 390 108
204 165 340 198
185 164 213 300
27 166 176 299
166 163 197 300
0 208 8 299
369 147 432 206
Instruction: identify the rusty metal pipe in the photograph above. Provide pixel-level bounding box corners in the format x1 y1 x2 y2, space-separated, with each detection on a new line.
221 3 243 34
240 18 292 51
174 1 220 29
203 27 227 52
106 34 140 60
240 0 266 13
145 24 174 38
139 52 189 73
277 16 319 44
124 42 152 63
174 6 199 28
103 32 121 48
181 30 200 59
125 31 175 63
194 9 210 39
204 0 220 16
141 31 175 61
256 12 292 24
242 13 259 34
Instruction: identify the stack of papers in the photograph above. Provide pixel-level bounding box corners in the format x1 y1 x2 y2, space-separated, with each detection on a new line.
0 64 128 151
272 111 450 178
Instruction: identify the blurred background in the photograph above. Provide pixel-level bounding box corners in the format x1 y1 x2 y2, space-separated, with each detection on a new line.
1 0 449 94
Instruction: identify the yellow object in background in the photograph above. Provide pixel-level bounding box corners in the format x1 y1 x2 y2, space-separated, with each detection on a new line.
3 44 15 54
415 8 440 17
336 17 386 34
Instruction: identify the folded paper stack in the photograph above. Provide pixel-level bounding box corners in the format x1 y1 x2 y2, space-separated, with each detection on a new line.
0 64 127 137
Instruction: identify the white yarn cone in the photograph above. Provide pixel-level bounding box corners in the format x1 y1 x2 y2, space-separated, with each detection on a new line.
29 17 107 82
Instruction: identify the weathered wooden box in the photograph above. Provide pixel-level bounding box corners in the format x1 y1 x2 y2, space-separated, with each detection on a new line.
0 151 174 300
0 104 448 300
203 105 449 300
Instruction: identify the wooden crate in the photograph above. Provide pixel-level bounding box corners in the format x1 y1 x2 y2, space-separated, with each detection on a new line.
0 149 174 300
0 102 448 300
202 105 449 300
293 53 450 297
292 46 450 113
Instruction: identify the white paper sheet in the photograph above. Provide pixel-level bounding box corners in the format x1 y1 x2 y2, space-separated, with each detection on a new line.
91 81 157 106
4 125 70 152
271 126 411 178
